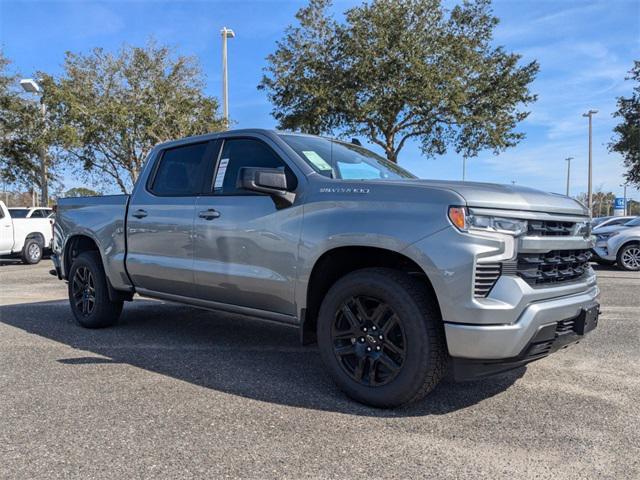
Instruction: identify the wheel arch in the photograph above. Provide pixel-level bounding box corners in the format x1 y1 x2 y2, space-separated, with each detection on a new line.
24 231 45 246
300 246 441 345
64 234 133 303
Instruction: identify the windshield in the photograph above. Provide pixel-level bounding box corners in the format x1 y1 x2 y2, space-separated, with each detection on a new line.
591 217 611 227
624 217 640 226
279 134 415 180
8 208 29 218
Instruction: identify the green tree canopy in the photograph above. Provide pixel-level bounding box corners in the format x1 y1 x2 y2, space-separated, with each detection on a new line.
44 41 226 193
0 51 57 204
63 187 102 197
260 0 539 163
610 61 640 187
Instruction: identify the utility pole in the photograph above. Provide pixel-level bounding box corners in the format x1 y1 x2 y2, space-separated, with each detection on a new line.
582 110 598 216
462 157 466 181
20 78 48 207
220 27 235 129
621 183 628 215
565 157 573 196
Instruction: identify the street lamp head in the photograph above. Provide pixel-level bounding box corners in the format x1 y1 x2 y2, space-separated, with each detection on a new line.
221 27 235 38
582 109 598 117
565 156 574 162
20 78 41 94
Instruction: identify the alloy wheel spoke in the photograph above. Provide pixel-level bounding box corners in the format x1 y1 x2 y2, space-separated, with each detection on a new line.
384 339 405 357
369 303 389 327
352 297 369 322
380 314 398 336
333 330 356 341
378 353 401 374
341 304 361 331
334 344 356 357
353 357 366 381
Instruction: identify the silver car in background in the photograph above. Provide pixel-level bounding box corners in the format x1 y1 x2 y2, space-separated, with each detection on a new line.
592 216 640 271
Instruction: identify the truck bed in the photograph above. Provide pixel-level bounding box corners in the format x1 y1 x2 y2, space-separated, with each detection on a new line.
54 195 132 291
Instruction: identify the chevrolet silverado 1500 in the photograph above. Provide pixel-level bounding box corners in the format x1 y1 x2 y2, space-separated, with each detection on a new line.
51 129 599 407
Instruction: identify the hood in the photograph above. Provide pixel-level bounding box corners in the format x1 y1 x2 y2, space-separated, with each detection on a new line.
594 224 637 235
410 180 589 217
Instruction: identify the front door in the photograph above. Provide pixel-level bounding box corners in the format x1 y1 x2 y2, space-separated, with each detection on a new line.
193 137 302 315
126 141 217 297
0 207 13 253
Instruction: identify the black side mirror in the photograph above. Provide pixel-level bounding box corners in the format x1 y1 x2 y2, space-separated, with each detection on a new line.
239 167 295 207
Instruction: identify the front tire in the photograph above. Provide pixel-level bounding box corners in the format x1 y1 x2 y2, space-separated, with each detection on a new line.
21 238 42 264
317 268 447 408
617 243 640 271
68 251 123 328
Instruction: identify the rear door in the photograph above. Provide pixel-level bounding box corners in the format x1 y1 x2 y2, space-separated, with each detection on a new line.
126 141 217 296
193 136 303 315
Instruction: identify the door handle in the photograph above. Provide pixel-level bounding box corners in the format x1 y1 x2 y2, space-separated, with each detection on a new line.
198 209 220 220
132 209 148 219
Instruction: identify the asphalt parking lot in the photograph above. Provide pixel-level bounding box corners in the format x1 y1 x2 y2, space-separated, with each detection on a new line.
0 259 638 479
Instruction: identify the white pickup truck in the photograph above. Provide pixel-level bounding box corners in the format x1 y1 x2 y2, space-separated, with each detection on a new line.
0 201 53 264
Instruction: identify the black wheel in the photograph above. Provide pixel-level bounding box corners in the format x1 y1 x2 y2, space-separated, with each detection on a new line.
68 251 123 328
21 238 42 264
617 243 640 271
317 268 447 408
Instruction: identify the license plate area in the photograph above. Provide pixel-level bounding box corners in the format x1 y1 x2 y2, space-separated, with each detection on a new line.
574 303 599 335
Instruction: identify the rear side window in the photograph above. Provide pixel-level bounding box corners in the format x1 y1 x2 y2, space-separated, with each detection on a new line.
213 138 296 195
30 210 45 218
9 208 29 218
150 142 210 196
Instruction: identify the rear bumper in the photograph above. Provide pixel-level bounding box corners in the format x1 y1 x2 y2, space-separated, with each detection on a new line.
444 285 600 363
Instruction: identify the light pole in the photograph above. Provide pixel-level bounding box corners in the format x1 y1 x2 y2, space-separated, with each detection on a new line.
20 78 48 207
582 109 598 215
220 27 235 129
565 157 573 196
621 182 628 215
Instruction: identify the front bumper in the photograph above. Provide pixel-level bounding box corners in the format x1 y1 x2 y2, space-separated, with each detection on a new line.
447 288 599 380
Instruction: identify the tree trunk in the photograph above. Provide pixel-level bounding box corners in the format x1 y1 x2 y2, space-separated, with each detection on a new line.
384 133 397 163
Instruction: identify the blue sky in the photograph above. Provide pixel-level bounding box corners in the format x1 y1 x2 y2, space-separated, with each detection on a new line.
1 0 639 199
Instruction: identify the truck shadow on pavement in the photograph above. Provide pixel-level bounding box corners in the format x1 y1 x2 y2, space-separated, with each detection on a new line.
0 299 523 417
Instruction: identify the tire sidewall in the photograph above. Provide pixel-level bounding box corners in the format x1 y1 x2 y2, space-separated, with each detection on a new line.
317 270 439 407
68 251 121 328
22 239 42 264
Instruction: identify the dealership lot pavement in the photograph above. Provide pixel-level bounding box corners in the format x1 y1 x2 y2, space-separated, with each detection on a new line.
1 259 638 479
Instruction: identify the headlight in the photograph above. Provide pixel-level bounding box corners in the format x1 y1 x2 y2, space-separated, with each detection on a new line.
448 207 528 236
598 231 620 240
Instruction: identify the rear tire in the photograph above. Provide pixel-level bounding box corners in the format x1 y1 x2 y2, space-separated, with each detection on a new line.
68 251 123 328
617 243 640 271
21 238 42 264
317 268 447 408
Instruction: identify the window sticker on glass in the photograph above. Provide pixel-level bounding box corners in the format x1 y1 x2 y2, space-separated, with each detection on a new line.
302 151 332 171
214 158 230 190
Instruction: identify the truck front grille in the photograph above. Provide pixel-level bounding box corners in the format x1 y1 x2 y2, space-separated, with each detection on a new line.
474 263 502 297
527 220 575 236
509 249 592 286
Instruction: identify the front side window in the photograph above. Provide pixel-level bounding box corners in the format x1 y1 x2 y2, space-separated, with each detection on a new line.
213 138 296 195
150 142 210 196
279 134 415 180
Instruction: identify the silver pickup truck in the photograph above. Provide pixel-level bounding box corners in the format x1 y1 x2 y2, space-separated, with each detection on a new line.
51 129 599 407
